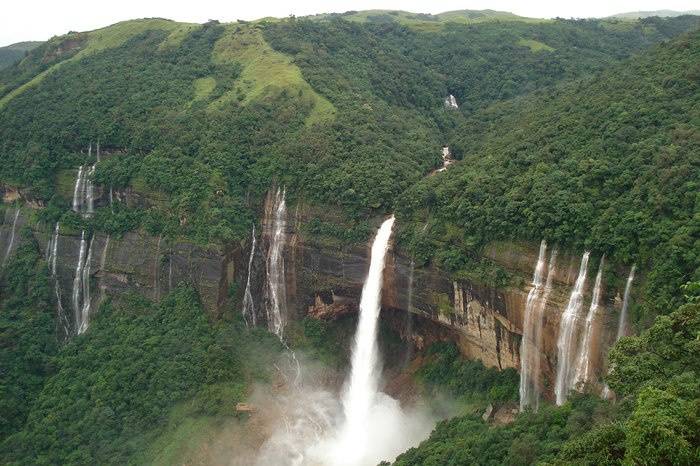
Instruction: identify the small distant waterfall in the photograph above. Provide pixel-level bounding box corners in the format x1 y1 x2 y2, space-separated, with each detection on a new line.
47 223 70 335
573 258 605 388
532 248 557 410
72 231 94 335
444 94 459 109
602 265 636 399
265 188 288 339
242 225 257 327
3 208 20 266
335 216 395 463
72 164 96 215
402 259 416 368
519 240 548 411
616 266 636 340
98 235 110 304
554 251 590 405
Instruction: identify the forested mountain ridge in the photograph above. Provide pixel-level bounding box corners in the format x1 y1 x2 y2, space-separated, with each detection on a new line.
0 11 699 466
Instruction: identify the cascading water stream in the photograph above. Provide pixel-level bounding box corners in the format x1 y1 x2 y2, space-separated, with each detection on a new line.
242 225 257 327
532 248 557 410
554 251 590 405
519 240 547 411
602 265 636 399
266 188 288 339
616 265 635 340
48 223 70 335
333 216 395 464
72 231 88 330
573 258 605 388
3 208 20 266
78 235 95 334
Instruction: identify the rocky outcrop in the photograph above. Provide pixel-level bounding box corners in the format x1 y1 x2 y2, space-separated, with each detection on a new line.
1 193 627 401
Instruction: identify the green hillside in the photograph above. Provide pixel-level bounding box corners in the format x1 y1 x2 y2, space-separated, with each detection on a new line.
0 41 42 71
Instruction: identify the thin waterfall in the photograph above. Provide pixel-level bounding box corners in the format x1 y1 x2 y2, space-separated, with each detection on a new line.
573 257 605 388
616 265 636 340
78 235 95 334
98 235 110 304
48 223 70 335
85 165 95 215
72 166 85 212
72 231 88 330
519 240 547 411
3 208 20 265
532 248 557 411
554 251 591 405
602 265 636 399
265 188 287 339
335 216 395 463
401 259 416 368
242 225 257 327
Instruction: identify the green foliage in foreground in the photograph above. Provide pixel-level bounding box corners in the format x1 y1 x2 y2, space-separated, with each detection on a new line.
391 292 700 465
0 278 282 465
418 342 519 404
0 231 58 440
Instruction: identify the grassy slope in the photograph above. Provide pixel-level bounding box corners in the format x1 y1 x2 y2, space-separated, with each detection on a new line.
211 24 335 125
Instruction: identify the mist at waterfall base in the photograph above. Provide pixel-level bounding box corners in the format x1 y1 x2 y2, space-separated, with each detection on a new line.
254 217 436 466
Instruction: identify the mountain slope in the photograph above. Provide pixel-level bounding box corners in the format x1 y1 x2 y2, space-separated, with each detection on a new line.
0 41 42 71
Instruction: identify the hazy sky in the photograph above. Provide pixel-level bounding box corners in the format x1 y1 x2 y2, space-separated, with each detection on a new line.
2 0 699 46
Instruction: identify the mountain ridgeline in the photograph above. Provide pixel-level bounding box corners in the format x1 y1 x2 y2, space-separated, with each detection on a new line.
0 10 698 466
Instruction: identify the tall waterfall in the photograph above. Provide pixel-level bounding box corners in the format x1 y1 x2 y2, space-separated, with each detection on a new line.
554 251 590 405
265 188 287 339
616 266 636 340
519 240 548 411
573 258 605 388
242 225 257 327
3 208 20 265
532 248 557 410
47 223 70 335
72 231 94 334
602 265 636 399
334 216 395 464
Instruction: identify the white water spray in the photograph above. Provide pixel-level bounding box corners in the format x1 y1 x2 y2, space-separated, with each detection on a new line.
72 231 94 334
616 265 635 340
266 188 287 339
243 225 257 327
554 251 590 405
3 208 20 265
444 94 459 109
573 258 605 388
78 235 95 334
519 240 547 411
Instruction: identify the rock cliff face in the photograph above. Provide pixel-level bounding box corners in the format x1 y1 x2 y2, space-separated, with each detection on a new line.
1 190 627 400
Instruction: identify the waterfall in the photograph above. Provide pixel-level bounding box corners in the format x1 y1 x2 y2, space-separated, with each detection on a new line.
616 266 636 340
242 225 257 327
48 223 70 335
554 251 590 405
72 231 94 334
402 259 416 368
532 248 557 410
98 235 110 304
85 165 96 215
573 258 605 388
602 265 636 399
444 94 459 109
78 235 95 334
72 166 85 212
519 240 547 411
265 188 288 339
3 208 20 265
334 216 395 463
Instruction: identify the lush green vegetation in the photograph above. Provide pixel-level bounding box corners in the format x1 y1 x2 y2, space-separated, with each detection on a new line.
0 42 42 71
397 29 700 319
0 231 58 440
391 290 700 465
0 236 284 465
418 342 519 404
